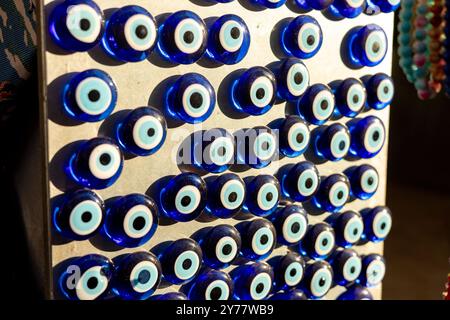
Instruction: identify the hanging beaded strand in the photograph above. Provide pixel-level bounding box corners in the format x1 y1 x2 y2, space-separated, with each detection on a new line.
428 0 446 95
398 0 416 84
444 0 450 95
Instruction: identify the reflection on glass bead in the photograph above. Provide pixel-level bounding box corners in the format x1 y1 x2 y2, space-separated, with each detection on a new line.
313 173 350 213
231 262 274 300
346 164 379 200
337 284 373 300
278 115 311 158
297 83 335 125
205 174 246 219
314 123 351 161
280 161 320 202
276 58 310 101
154 292 188 300
300 260 333 299
328 210 364 248
328 0 365 19
333 77 366 118
187 269 233 300
362 206 392 243
359 254 386 287
299 222 336 260
365 73 394 110
281 15 323 59
271 204 308 246
244 175 281 216
272 252 306 291
329 249 362 286
268 289 308 300
348 116 386 158
251 0 287 8
238 218 277 261
365 0 400 14
294 0 334 11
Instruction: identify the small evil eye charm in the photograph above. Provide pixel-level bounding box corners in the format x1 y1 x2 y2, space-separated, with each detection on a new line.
166 73 216 124
299 222 336 260
337 284 373 300
232 67 277 116
58 254 113 300
159 239 203 285
238 218 277 260
334 78 367 118
365 73 394 110
154 292 188 300
206 15 250 65
281 161 320 202
159 173 208 222
158 11 207 64
237 126 278 169
276 58 310 101
347 164 379 200
116 107 167 156
359 254 386 287
244 175 280 216
294 0 334 11
187 269 233 300
348 116 386 158
103 194 158 248
366 0 400 13
53 189 105 240
278 116 311 158
205 174 246 219
301 260 333 299
251 0 287 9
102 6 158 62
271 205 308 246
297 84 335 125
328 0 365 19
112 252 162 300
313 174 350 213
281 15 323 59
49 0 104 52
67 137 124 189
330 210 364 248
269 289 307 300
232 262 274 300
272 252 306 291
362 206 392 243
314 123 351 162
329 249 362 286
63 69 117 122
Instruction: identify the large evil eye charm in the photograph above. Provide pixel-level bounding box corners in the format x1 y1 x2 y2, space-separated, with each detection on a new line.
251 0 287 8
238 218 277 260
337 284 373 300
328 0 365 19
297 84 335 125
58 254 113 300
299 222 336 260
269 289 307 300
365 73 394 110
154 292 188 300
166 73 215 124
313 174 350 213
344 24 388 68
272 252 306 291
206 174 246 219
53 189 105 240
244 175 280 216
102 6 157 62
187 269 233 300
362 206 392 243
271 205 308 246
68 137 124 189
281 15 323 59
206 15 250 65
276 58 310 101
348 116 385 158
103 194 158 248
237 126 278 169
232 67 277 116
158 11 207 64
314 123 351 161
366 0 400 13
278 116 311 158
347 164 379 200
112 252 161 300
300 260 333 299
116 107 167 156
63 69 117 122
159 238 203 285
294 0 334 11
232 262 274 300
159 173 207 222
281 161 320 202
49 0 104 52
334 78 367 118
359 254 386 287
199 224 241 269
330 249 362 286
329 210 364 248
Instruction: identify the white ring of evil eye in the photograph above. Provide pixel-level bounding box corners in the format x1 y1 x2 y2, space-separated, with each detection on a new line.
205 279 230 300
219 20 244 53
132 115 164 150
204 137 234 166
346 83 366 112
287 122 310 152
124 14 157 51
297 23 321 54
377 78 394 103
215 236 238 263
65 4 102 44
174 250 200 280
75 266 109 300
312 90 334 121
342 256 362 282
250 272 272 300
347 0 365 8
250 77 274 108
360 169 379 194
122 204 153 239
75 77 112 116
310 268 332 297
219 180 245 210
69 200 103 236
364 122 385 154
328 181 349 207
251 227 274 255
282 213 308 243
175 185 202 214
287 63 309 97
182 83 211 118
256 183 279 211
174 18 204 54
284 262 304 286
129 260 159 293
253 132 276 161
366 259 386 286
372 210 392 239
88 144 121 180
388 0 401 6
297 169 319 197
343 215 364 244
330 131 350 159
314 230 335 256
364 31 387 63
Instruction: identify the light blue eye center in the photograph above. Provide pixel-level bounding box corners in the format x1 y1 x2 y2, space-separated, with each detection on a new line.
252 227 274 255
285 262 303 286
69 200 102 236
175 185 201 214
75 77 112 115
206 280 229 300
329 182 349 207
365 31 386 62
299 24 319 53
174 251 200 280
206 137 234 166
133 115 164 150
250 77 274 107
284 213 307 242
316 231 334 255
311 268 332 297
344 218 364 243
182 84 210 117
125 14 156 51
347 85 365 110
254 133 276 160
216 236 237 263
312 90 334 120
220 180 245 210
373 212 392 238
288 123 309 151
297 169 318 196
330 131 350 158
76 266 108 300
257 183 279 210
343 256 362 281
367 261 385 285
366 124 384 150
287 64 309 96
220 21 243 52
175 18 203 53
88 144 121 180
130 261 158 293
377 80 394 102
250 273 272 300
361 169 378 193
66 5 101 43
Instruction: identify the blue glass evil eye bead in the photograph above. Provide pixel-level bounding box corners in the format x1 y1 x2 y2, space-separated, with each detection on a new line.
314 123 351 162
112 252 161 300
334 78 367 118
272 252 306 291
294 0 334 11
102 6 157 62
206 15 250 65
299 222 336 260
362 206 392 243
187 269 233 300
159 173 207 222
359 254 386 287
297 84 335 125
276 58 310 101
232 262 274 300
244 175 281 216
328 0 365 19
158 11 207 64
271 205 308 246
313 174 350 213
206 174 246 219
269 289 307 300
281 161 320 202
237 126 278 169
63 69 117 122
59 254 113 300
329 210 364 248
49 0 104 52
366 0 400 13
166 73 215 124
68 137 124 189
278 116 311 158
238 218 277 261
365 73 394 110
300 260 333 299
103 194 158 248
53 189 105 240
329 249 362 286
347 164 379 200
348 116 385 158
337 284 373 300
281 15 323 59
116 107 167 156
251 0 287 8
154 292 188 300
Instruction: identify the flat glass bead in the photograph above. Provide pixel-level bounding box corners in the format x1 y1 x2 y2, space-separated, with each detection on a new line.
346 164 379 200
313 174 350 213
231 262 274 300
314 123 351 161
187 269 233 300
348 116 386 158
280 161 320 202
278 115 311 158
238 218 277 260
271 204 309 246
361 206 392 243
300 260 333 299
299 222 336 260
328 249 362 286
333 77 366 117
297 83 335 125
275 58 310 101
327 210 364 248
271 252 306 291
235 126 278 168
244 175 281 216
358 254 386 287
281 15 323 59
205 174 246 219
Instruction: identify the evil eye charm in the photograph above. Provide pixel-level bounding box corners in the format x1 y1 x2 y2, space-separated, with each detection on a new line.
297 84 335 125
187 269 233 300
112 252 162 300
278 116 311 158
348 116 386 158
347 164 379 200
251 0 287 8
281 15 323 59
276 58 310 101
300 260 333 299
244 175 280 216
116 107 167 156
237 127 278 169
271 205 308 246
232 67 277 116
102 6 158 62
334 78 367 118
313 174 350 213
314 123 351 161
365 73 394 110
330 249 362 286
231 262 274 300
294 0 334 11
63 69 117 122
272 252 306 291
344 24 388 68
53 189 105 240
158 11 207 64
49 0 104 52
154 292 188 300
362 206 392 243
269 289 307 300
206 174 246 219
103 194 158 248
329 210 364 248
67 137 124 189
206 15 250 65
359 254 386 287
366 0 400 13
299 222 336 260
238 218 277 260
166 73 216 124
58 254 113 300
159 238 203 285
337 284 373 300
328 0 365 19
159 173 208 222
281 161 320 202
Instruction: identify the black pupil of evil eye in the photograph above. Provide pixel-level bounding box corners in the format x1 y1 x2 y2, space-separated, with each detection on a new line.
80 19 91 31
305 178 313 188
352 95 359 103
184 31 194 44
147 128 155 137
256 88 265 99
372 131 380 141
133 217 146 231
138 270 151 284
182 259 192 270
260 234 269 245
228 192 237 202
87 277 98 290
266 192 273 201
337 191 344 199
296 133 304 143
81 211 92 223
88 90 100 102
256 283 264 294
290 268 297 277
294 72 303 84
322 238 328 246
190 93 203 108
231 27 240 39
291 222 300 233
99 153 111 166
318 277 326 287
222 244 232 255
181 196 191 206
320 100 328 110
372 42 380 53
135 25 148 39
307 35 315 46
210 287 222 300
